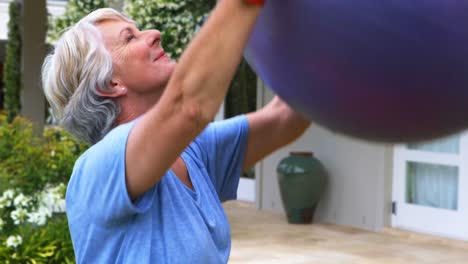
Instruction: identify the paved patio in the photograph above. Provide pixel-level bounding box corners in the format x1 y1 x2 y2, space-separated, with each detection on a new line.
224 201 468 264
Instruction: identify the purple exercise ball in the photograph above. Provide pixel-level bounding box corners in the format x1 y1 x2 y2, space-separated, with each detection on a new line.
245 0 468 142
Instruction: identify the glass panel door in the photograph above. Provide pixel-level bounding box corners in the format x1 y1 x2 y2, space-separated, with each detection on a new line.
393 132 468 241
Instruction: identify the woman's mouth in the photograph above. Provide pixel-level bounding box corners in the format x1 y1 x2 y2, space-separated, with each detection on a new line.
154 51 167 61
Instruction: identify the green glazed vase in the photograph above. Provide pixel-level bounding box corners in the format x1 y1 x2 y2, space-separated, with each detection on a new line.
276 151 326 224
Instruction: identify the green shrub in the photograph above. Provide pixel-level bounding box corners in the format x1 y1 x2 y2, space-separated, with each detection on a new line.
0 186 74 263
0 113 88 195
224 59 257 118
3 0 22 122
0 112 87 262
0 114 45 195
41 127 89 188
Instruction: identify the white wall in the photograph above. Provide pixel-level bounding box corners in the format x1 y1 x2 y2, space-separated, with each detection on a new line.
0 0 11 40
257 84 394 231
47 1 67 17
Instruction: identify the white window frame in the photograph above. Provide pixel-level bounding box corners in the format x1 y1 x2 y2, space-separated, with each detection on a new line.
392 131 468 241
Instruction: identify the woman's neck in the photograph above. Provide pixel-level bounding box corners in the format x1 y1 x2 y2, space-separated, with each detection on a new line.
115 89 164 126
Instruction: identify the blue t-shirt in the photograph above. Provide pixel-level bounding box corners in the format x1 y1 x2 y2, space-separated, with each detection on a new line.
66 115 249 263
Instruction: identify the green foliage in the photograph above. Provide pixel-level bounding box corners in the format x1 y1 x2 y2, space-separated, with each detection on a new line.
0 187 74 263
0 112 87 262
3 0 22 122
41 127 89 187
0 114 43 195
0 113 88 196
0 215 75 264
125 0 215 59
48 0 110 42
224 59 257 118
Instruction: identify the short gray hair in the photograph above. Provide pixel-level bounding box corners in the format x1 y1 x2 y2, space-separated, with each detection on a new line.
42 8 135 144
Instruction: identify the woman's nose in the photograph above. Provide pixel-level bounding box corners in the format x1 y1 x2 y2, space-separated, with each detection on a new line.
145 30 161 47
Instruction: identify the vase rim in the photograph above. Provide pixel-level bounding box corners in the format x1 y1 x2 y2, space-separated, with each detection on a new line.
289 151 313 157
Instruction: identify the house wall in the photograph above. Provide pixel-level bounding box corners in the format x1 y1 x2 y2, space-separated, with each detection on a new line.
0 0 9 40
257 84 394 231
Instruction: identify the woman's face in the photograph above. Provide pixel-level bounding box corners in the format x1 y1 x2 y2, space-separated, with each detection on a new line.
97 19 177 95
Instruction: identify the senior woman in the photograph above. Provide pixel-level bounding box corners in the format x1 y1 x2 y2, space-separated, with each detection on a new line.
42 0 309 263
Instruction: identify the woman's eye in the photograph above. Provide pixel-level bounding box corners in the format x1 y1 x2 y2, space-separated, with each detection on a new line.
126 35 135 42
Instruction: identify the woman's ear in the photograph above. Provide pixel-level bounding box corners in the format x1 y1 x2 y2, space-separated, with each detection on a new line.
97 79 128 98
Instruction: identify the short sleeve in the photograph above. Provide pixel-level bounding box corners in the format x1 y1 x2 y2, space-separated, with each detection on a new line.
66 119 156 227
192 115 249 201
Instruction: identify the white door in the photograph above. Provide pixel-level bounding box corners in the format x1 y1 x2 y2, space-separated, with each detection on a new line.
392 132 468 241
237 177 256 202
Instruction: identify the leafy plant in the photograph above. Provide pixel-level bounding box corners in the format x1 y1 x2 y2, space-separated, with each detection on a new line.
41 127 89 187
0 112 87 262
224 59 257 118
0 186 74 263
0 114 88 196
0 114 44 195
3 0 22 122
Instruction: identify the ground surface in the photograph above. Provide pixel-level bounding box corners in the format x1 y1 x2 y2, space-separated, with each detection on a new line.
225 201 468 264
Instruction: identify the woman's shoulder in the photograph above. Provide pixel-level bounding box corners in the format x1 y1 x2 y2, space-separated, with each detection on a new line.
196 115 249 143
68 120 137 200
74 118 140 170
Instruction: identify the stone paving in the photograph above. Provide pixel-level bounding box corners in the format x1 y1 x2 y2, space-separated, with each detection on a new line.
224 201 468 264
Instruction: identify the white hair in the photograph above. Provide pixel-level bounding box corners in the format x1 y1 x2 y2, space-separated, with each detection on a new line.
42 8 135 144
